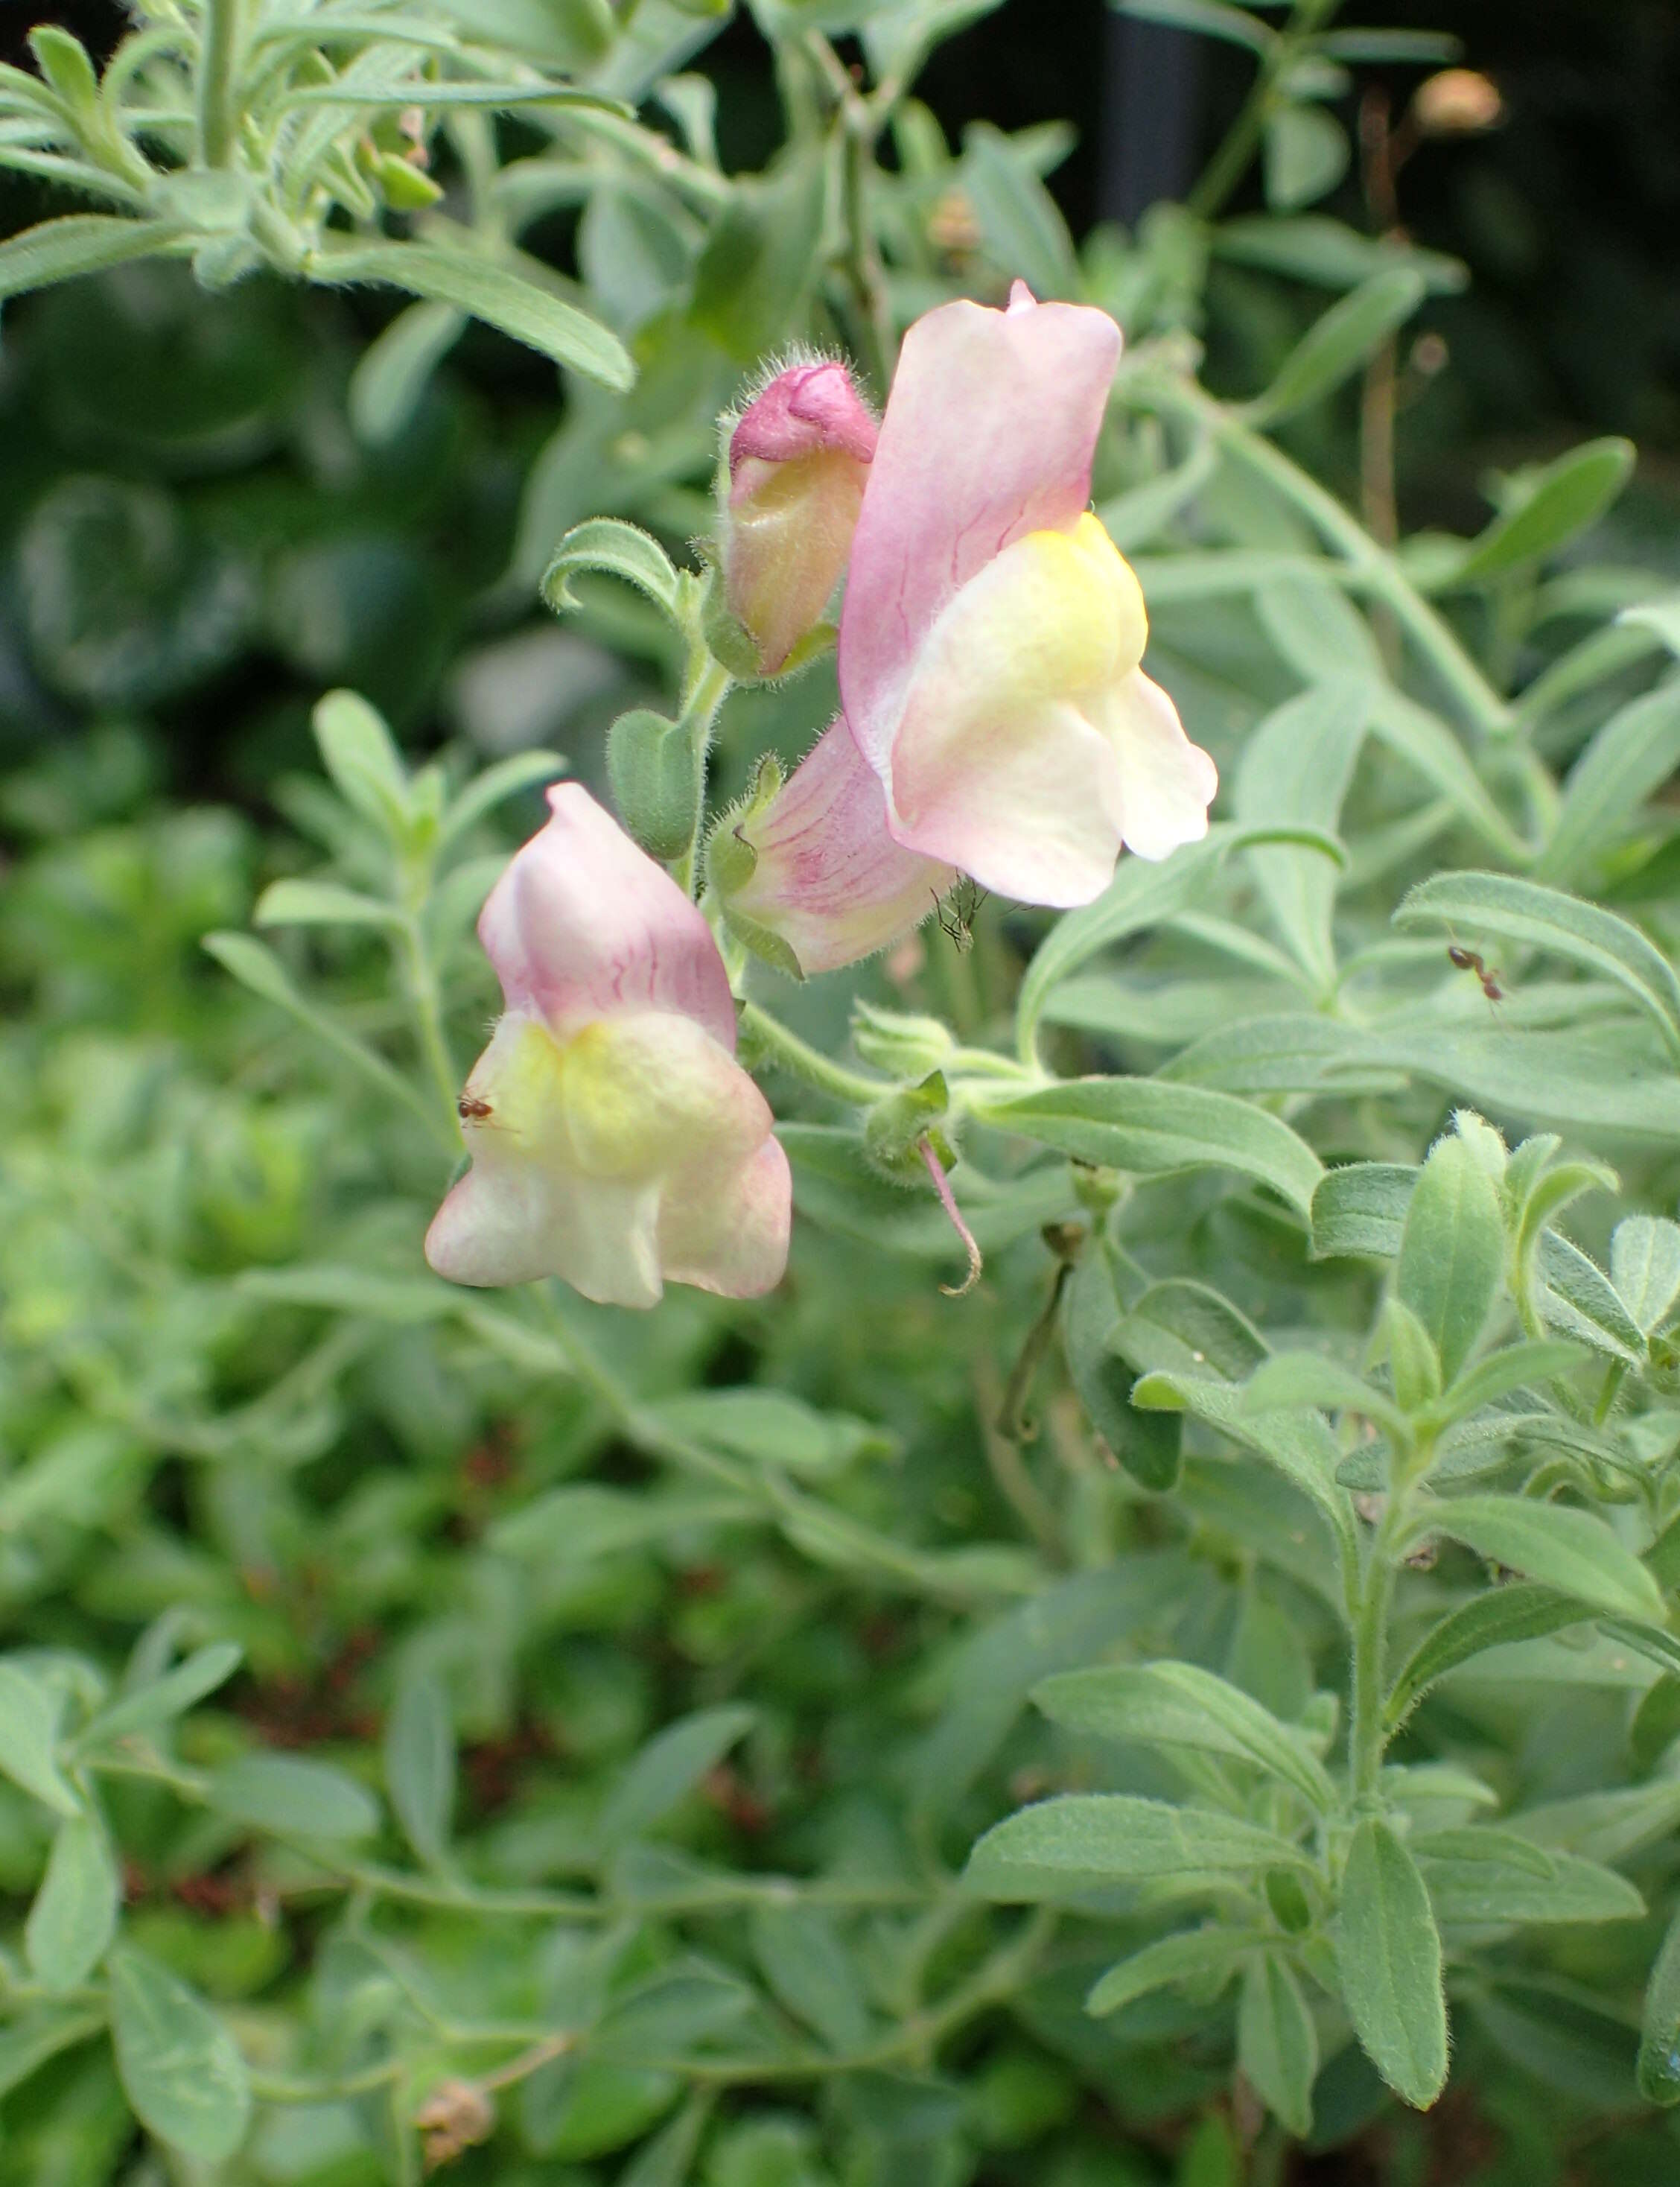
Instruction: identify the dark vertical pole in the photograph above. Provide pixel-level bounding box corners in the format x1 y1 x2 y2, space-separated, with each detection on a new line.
1101 9 1206 226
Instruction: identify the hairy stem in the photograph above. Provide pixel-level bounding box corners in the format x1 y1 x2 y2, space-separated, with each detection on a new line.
738 999 888 1107
195 0 243 168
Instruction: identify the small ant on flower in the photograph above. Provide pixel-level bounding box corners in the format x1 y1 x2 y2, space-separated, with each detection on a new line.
1447 942 1504 1004
934 877 989 953
457 1094 494 1122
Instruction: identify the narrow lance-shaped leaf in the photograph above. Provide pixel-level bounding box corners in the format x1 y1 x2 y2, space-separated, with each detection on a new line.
1249 267 1426 424
1034 1661 1336 1811
971 1079 1323 1216
966 1794 1312 1899
311 238 634 391
1445 438 1635 589
1396 1128 1505 1385
1410 1494 1664 1620
1335 1817 1448 2109
1395 869 1680 1064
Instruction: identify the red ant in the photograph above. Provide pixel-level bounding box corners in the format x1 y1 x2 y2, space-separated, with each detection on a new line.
1447 942 1504 1004
457 1094 494 1121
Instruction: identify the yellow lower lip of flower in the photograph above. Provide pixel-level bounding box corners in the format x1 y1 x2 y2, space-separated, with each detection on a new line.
463 1012 736 1186
946 512 1148 708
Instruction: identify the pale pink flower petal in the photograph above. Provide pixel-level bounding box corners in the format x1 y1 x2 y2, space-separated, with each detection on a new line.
1092 670 1219 860
839 291 1121 781
725 719 957 974
427 1158 663 1307
660 1134 793 1298
478 783 737 1049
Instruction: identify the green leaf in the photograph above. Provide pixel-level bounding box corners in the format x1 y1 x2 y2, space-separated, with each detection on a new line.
973 1078 1323 1215
1256 574 1384 685
1242 1350 1410 1445
1235 681 1369 985
1366 691 1530 861
1334 1818 1447 2109
648 1390 889 1478
1610 1214 1680 1336
1310 1162 1415 1260
748 1903 871 2053
1396 1129 1506 1385
1214 213 1465 293
1539 1232 1646 1364
76 1642 243 1750
253 877 405 930
1063 1255 1183 1491
347 296 467 445
1131 1371 1349 1543
1414 1829 1642 1926
0 1662 80 1817
607 706 703 861
911 1558 1191 1818
599 1705 755 1844
202 932 445 1141
0 2006 103 2101
961 120 1081 297
1422 1339 1585 1426
1116 1279 1270 1383
312 238 634 390
1384 1584 1586 1727
1116 0 1273 51
490 1484 757 1566
311 688 410 835
1238 1952 1317 2136
541 518 684 621
1638 1903 1680 2104
1249 269 1426 425
690 145 826 361
0 214 185 302
1445 439 1635 588
207 1753 382 1841
437 749 567 851
966 1794 1311 1898
25 1815 119 1993
1263 102 1348 212
109 1947 252 2163
1414 1495 1664 1619
384 1669 454 1870
1034 1661 1335 1812
1385 1296 1442 1417
1619 597 1680 657
1085 1925 1250 2016
1537 681 1680 886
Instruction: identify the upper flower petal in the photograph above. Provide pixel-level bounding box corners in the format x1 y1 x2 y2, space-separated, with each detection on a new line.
839 288 1122 781
478 784 738 1050
725 718 958 974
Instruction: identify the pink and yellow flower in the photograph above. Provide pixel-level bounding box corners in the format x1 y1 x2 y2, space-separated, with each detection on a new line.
425 786 790 1308
719 285 1218 968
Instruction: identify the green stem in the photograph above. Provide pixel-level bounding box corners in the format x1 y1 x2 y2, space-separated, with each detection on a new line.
738 1000 888 1107
195 0 242 168
1197 397 1513 738
1349 1535 1396 1806
400 916 461 1134
1186 0 1343 221
672 653 732 898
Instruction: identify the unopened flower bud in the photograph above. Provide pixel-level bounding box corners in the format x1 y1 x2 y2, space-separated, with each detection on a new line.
718 358 877 676
1410 68 1502 136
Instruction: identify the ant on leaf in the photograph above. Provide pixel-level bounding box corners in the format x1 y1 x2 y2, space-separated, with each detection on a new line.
1446 938 1504 1006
